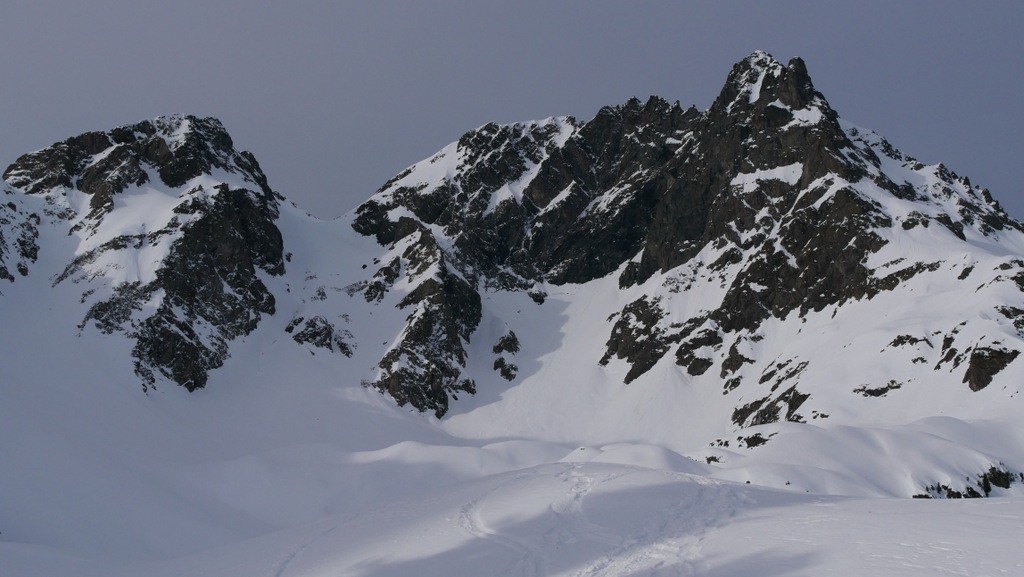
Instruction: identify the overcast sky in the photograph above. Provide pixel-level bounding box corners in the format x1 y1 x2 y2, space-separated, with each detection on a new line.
2 2 1021 218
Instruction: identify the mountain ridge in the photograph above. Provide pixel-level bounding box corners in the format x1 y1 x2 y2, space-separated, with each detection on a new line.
3 52 1024 502
346 51 1024 419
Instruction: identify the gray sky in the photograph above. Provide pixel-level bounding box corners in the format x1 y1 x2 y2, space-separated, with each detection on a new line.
2 1 1022 218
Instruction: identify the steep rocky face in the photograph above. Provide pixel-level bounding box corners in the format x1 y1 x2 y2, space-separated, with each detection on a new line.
350 51 1024 418
122 182 284 390
352 223 482 417
3 115 285 391
0 184 40 286
353 99 707 288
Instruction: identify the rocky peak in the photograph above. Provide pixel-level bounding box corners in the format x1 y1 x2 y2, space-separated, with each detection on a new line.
713 51 819 115
3 54 1023 504
4 115 273 227
142 115 265 189
3 115 285 393
345 51 1024 419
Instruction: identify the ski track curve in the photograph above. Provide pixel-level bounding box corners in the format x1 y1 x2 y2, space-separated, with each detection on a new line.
567 479 744 577
458 472 547 577
455 463 744 577
271 514 358 577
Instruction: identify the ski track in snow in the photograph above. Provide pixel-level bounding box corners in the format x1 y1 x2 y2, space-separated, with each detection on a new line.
458 472 547 577
450 464 746 577
455 465 627 577
567 478 737 577
271 519 350 577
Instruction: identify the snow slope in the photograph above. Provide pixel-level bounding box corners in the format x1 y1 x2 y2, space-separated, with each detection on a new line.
7 462 1024 576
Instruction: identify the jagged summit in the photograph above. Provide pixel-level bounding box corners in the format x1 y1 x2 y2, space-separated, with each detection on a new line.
4 114 267 196
714 51 819 113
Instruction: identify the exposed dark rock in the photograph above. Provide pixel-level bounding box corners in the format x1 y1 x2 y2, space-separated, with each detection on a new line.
346 51 1024 419
601 296 679 383
723 377 742 394
983 466 1014 491
128 184 283 391
869 261 942 297
934 325 966 371
675 321 723 376
887 335 933 349
493 331 521 355
286 316 354 356
758 360 787 385
917 465 1018 498
527 288 547 304
492 331 520 381
0 193 40 284
352 98 700 290
5 116 268 225
687 358 714 377
738 433 773 448
720 338 755 378
963 347 1020 391
853 380 903 397
370 228 482 417
364 257 401 302
759 360 808 392
732 385 810 428
996 306 1024 334
79 281 151 334
934 213 966 240
493 357 518 381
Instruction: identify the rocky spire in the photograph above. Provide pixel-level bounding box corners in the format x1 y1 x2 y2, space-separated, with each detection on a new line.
712 51 821 114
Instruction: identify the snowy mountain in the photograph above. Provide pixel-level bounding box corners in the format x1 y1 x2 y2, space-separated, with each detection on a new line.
3 115 285 391
4 52 1024 576
350 52 1024 420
